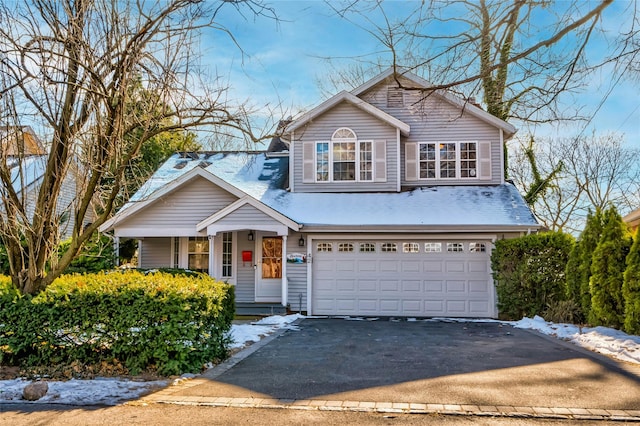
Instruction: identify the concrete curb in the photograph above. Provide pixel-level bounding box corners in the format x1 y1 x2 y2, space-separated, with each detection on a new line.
139 391 640 422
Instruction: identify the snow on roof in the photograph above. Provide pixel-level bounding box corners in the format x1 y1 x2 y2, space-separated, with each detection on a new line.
262 184 537 227
120 152 537 228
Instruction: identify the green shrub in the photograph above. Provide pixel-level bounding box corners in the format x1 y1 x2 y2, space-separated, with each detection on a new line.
623 231 640 335
589 207 631 328
0 271 235 376
492 232 574 320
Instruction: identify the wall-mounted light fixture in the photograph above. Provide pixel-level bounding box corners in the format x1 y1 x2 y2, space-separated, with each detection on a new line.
298 236 305 247
248 230 254 241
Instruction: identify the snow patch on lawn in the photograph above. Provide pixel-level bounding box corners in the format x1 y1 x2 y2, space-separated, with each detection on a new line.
228 314 303 349
513 315 640 364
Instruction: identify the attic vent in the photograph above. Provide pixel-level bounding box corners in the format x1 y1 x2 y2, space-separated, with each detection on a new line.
174 160 188 169
198 160 211 168
387 87 404 107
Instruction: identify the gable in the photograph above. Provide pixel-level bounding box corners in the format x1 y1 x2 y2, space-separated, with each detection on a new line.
112 175 238 236
353 69 516 138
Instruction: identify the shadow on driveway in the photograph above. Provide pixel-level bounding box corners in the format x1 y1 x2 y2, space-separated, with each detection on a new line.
181 319 640 409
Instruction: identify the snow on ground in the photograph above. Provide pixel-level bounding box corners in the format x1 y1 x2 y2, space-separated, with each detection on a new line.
0 314 303 405
0 313 638 405
513 315 640 364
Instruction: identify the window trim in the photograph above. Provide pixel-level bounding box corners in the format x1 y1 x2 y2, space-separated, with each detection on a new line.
417 141 479 180
314 128 374 183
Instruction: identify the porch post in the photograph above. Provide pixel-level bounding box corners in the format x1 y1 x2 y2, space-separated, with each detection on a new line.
208 235 215 277
113 236 120 267
281 235 288 308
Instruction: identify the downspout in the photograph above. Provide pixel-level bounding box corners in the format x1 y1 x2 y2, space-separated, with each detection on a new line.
396 128 401 192
499 129 505 183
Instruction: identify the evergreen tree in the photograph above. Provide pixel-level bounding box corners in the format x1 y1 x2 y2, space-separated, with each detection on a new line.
566 209 604 319
589 207 632 328
623 230 640 334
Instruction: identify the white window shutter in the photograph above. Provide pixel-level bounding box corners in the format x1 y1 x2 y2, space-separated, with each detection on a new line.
478 141 492 179
302 142 315 183
374 140 387 182
405 142 418 181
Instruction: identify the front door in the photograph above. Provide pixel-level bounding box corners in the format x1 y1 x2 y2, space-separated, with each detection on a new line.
255 235 283 302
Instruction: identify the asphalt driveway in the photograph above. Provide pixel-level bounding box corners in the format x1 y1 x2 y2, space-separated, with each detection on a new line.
176 318 640 410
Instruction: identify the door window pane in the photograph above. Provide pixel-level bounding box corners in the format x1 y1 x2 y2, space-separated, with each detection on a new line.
262 237 282 279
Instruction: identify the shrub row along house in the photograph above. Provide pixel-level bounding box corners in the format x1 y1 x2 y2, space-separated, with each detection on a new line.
100 68 540 318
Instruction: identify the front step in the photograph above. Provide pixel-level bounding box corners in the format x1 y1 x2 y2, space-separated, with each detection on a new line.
235 303 287 316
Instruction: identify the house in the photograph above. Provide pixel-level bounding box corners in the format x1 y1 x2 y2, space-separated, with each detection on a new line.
1 126 91 241
99 68 540 318
624 208 640 234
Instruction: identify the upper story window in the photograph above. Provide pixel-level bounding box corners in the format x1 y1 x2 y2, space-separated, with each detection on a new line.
419 142 477 179
315 128 374 182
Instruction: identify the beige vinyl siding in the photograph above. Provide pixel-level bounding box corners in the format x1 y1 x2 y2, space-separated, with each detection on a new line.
215 204 284 228
293 102 398 192
124 176 237 231
359 78 504 186
234 230 255 303
140 237 171 268
287 233 308 313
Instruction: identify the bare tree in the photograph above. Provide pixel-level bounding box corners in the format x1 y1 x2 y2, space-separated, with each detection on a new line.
327 0 626 124
509 133 640 234
0 0 278 294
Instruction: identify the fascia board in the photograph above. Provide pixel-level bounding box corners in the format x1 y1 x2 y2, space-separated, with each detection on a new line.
287 91 410 136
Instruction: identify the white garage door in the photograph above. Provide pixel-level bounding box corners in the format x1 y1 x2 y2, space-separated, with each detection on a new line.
312 240 494 318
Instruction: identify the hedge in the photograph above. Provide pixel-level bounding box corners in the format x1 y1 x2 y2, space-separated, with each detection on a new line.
0 270 235 376
492 232 574 320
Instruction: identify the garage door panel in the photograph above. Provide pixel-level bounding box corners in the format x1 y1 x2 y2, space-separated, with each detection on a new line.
313 240 493 318
423 261 443 272
469 280 489 293
358 280 377 292
358 260 377 272
446 300 467 313
336 299 357 311
316 279 335 291
446 280 466 293
468 261 487 273
402 280 421 292
402 260 421 272
357 299 378 312
380 299 400 312
380 260 399 272
446 261 465 273
380 280 400 291
425 300 444 313
316 260 335 273
402 300 422 313
336 279 356 291
336 260 355 271
469 301 490 313
425 280 443 292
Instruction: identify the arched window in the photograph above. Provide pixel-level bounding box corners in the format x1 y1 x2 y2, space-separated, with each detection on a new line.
312 127 377 183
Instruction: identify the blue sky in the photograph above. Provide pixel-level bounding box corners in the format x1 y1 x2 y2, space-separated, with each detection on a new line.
201 1 639 148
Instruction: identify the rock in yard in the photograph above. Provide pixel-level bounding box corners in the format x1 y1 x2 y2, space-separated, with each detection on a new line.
23 381 48 401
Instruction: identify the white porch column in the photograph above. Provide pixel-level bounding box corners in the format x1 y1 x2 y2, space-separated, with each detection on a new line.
113 237 120 267
281 235 288 307
137 239 143 268
208 235 215 277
